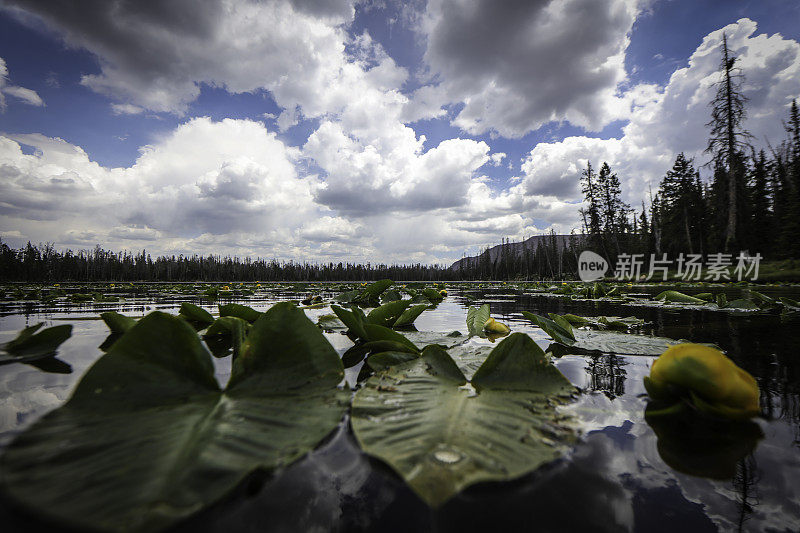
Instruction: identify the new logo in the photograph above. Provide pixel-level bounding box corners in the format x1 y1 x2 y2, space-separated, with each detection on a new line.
578 250 608 282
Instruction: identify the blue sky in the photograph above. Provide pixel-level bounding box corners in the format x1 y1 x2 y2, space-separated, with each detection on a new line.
1 0 799 263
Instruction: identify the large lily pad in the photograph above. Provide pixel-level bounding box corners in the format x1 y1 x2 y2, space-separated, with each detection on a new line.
523 311 680 355
0 303 348 532
351 334 577 507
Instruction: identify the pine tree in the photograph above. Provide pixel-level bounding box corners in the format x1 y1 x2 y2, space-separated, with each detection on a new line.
748 149 773 254
705 33 752 252
658 153 705 255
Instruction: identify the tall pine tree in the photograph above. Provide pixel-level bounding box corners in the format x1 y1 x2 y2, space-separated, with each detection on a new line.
704 33 752 252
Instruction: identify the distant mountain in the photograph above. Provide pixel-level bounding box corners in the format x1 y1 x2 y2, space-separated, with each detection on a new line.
449 234 583 271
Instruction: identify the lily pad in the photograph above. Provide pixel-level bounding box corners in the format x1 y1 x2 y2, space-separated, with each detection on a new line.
178 303 214 328
219 303 262 323
655 290 707 304
366 300 410 328
466 304 490 337
351 334 577 507
521 312 576 345
0 304 348 532
1 323 73 365
393 304 429 328
100 311 137 334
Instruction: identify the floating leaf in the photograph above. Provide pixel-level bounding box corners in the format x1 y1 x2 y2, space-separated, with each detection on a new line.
219 303 262 323
380 289 402 303
366 300 410 328
363 324 419 353
351 335 577 507
655 290 707 304
569 330 682 355
178 303 214 328
331 305 368 340
202 316 249 358
521 312 576 345
1 323 73 365
466 304 490 337
100 311 137 334
392 304 429 328
0 305 347 532
422 287 444 302
337 279 394 305
561 314 645 330
316 313 346 330
366 351 419 372
722 298 759 309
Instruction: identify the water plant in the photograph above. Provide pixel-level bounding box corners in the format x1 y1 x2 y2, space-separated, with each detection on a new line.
0 304 348 532
644 343 760 419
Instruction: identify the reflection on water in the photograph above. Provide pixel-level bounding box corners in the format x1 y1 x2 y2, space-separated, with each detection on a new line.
1 284 799 531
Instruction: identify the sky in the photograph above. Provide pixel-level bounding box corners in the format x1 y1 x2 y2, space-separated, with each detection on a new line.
0 0 799 265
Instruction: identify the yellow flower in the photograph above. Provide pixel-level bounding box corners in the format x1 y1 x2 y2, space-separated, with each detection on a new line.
439 289 447 297
644 344 759 419
483 317 510 335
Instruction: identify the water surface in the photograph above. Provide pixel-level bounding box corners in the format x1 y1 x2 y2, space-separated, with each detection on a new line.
1 283 798 532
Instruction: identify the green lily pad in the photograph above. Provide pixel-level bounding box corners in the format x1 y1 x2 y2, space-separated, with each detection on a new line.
0 304 348 532
351 334 577 507
466 304 490 337
219 303 262 323
336 279 393 305
521 312 576 345
1 323 73 365
331 305 368 340
655 290 707 304
178 303 214 328
100 311 137 334
366 300 410 328
561 313 644 330
393 304 429 328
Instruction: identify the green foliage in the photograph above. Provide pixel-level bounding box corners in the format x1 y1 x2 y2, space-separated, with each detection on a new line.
0 307 347 532
465 304 490 337
177 303 214 328
351 336 576 506
1 323 72 365
219 303 262 323
100 311 137 334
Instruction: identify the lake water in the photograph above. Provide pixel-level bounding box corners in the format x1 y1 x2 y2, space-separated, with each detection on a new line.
1 283 798 532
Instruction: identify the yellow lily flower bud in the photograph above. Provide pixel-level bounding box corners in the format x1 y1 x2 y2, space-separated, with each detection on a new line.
483 317 510 335
645 344 759 419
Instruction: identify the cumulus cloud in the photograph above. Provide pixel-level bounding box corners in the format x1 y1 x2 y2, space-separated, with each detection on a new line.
1 0 359 117
2 6 798 266
0 56 44 109
412 0 642 136
516 18 800 206
0 118 321 248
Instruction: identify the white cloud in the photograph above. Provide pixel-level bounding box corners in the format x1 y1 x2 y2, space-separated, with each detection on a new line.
412 0 643 136
489 152 507 166
1 0 359 118
110 103 144 115
0 56 45 109
516 19 800 208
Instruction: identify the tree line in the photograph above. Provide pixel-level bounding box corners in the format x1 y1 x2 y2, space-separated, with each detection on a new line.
577 33 800 265
0 242 453 282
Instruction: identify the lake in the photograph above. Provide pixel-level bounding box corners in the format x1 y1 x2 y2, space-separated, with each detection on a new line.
1 282 798 532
